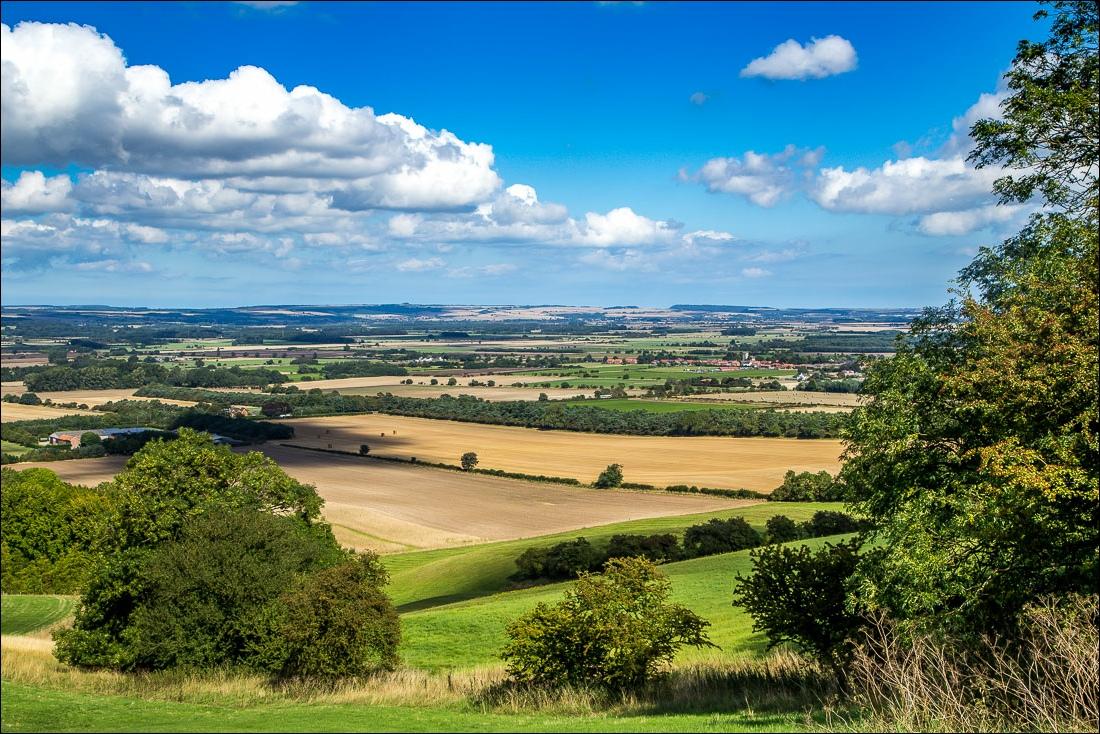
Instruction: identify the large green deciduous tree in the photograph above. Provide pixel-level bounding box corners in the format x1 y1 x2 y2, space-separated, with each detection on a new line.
841 1 1097 638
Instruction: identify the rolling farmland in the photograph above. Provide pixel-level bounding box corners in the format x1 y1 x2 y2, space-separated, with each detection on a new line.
14 449 752 553
278 413 844 490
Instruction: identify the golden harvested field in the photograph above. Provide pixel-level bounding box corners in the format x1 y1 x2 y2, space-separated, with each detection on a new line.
10 450 749 553
681 390 863 408
337 385 621 402
0 403 100 422
278 414 844 491
0 384 241 410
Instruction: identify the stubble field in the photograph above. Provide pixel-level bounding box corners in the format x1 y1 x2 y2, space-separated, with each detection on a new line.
278 413 844 490
13 449 750 553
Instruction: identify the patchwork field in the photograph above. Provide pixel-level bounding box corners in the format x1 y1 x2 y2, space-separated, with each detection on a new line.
278 414 844 490
681 390 862 408
11 448 751 553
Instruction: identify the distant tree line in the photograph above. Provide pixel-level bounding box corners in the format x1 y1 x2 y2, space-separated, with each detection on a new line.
4 357 288 391
135 386 849 438
512 510 865 583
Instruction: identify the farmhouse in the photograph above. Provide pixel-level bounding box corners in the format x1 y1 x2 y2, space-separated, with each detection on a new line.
48 427 159 446
48 428 242 447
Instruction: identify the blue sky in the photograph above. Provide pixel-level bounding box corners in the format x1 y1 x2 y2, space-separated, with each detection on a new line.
1 1 1043 308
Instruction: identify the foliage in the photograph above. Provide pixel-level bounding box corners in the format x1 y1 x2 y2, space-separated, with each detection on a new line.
682 517 761 559
968 1 1098 219
801 510 862 538
843 187 1098 631
135 385 849 438
513 538 603 582
52 430 328 668
96 510 347 671
606 533 681 563
260 400 292 418
502 557 715 691
0 468 114 593
20 358 287 392
769 470 842 502
734 539 864 685
593 463 623 488
254 554 400 680
765 515 803 544
460 451 479 471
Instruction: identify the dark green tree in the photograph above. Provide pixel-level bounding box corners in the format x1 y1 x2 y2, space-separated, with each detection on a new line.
461 451 479 471
765 514 803 544
841 1 1098 639
733 539 864 688
593 463 624 488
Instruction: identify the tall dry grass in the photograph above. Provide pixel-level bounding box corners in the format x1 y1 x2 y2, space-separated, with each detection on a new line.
836 595 1099 733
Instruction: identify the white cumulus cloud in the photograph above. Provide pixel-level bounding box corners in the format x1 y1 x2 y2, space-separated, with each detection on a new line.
686 145 823 207
1 171 74 213
811 157 1001 215
740 35 857 80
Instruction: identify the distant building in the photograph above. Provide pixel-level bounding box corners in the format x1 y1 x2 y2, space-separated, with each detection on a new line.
48 427 160 446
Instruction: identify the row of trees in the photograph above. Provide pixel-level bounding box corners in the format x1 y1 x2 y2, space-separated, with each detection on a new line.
136 386 849 438
511 511 863 583
13 359 287 391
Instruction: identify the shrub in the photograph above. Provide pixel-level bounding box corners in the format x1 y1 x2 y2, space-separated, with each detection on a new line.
802 510 861 538
765 514 803 544
682 517 762 558
358 444 370 455
502 557 714 691
513 538 603 581
606 533 681 563
593 463 623 488
733 539 864 687
255 553 400 680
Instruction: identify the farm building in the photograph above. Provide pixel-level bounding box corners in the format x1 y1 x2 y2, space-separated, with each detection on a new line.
48 428 241 447
48 427 161 446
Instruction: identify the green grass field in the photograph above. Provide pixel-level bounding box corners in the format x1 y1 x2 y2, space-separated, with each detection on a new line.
0 681 816 733
0 506 844 732
0 595 76 635
1 440 32 456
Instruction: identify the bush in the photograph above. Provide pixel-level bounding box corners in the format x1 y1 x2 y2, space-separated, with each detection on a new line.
682 517 762 558
802 510 861 538
765 514 803 544
358 444 370 456
606 533 682 563
255 553 400 680
513 538 603 581
593 463 623 488
733 539 864 686
502 557 714 691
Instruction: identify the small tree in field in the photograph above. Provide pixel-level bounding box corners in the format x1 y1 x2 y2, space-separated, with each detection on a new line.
502 557 714 691
359 444 370 456
460 452 479 471
733 538 864 688
593 463 623 488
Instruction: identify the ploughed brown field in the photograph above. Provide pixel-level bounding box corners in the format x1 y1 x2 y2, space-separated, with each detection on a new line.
11 449 751 553
278 413 844 491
